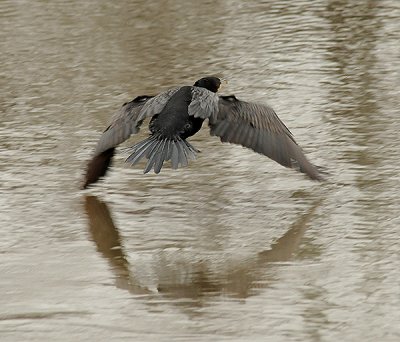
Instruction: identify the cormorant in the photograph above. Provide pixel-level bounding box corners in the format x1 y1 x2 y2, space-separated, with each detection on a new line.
82 76 323 189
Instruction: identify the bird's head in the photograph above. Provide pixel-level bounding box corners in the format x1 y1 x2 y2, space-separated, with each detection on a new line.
193 76 222 93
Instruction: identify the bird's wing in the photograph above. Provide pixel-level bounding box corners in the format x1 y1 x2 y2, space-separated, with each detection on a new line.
188 87 220 119
82 95 152 189
94 95 153 155
137 86 181 121
208 95 323 180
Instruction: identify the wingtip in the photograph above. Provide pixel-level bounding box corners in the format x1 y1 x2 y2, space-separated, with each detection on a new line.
81 148 115 190
312 165 329 182
80 181 90 190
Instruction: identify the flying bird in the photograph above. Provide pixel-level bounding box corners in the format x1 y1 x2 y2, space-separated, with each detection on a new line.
82 76 323 189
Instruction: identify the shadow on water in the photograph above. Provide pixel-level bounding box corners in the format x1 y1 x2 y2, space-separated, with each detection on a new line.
84 195 321 303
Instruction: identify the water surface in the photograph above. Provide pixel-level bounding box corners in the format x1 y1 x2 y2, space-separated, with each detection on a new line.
1 0 399 341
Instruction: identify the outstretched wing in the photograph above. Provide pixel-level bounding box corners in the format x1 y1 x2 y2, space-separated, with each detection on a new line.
209 95 323 180
94 95 153 155
82 95 153 189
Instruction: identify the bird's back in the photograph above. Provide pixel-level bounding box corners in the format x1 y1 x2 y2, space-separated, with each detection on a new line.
149 86 197 139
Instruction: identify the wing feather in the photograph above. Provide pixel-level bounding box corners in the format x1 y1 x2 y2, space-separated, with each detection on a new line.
209 95 323 180
82 95 152 188
94 95 152 155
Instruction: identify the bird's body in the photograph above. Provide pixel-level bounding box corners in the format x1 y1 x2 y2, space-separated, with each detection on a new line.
82 76 323 189
149 86 204 140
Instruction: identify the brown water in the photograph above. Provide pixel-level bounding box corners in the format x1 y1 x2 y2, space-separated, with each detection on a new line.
1 0 399 341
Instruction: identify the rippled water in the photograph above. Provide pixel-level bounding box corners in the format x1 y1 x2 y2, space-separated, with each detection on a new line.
1 0 399 341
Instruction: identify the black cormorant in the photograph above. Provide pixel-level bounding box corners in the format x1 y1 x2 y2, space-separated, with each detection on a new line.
82 76 323 188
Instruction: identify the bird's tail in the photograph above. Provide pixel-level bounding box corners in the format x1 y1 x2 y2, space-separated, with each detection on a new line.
126 135 199 174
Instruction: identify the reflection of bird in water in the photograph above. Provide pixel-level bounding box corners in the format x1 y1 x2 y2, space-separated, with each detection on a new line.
82 76 323 188
84 195 150 295
84 195 320 300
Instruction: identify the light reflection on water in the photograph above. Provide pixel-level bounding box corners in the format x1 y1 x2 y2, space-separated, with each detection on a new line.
1 0 399 341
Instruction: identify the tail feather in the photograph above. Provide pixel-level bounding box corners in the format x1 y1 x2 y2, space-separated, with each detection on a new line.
126 137 156 165
144 138 164 174
165 139 173 162
153 139 168 173
183 140 197 160
126 135 198 174
171 142 180 169
176 140 188 167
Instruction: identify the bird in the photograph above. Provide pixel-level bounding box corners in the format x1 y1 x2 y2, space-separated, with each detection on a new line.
81 76 323 189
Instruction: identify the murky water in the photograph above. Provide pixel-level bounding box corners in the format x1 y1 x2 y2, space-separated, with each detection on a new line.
1 0 399 341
